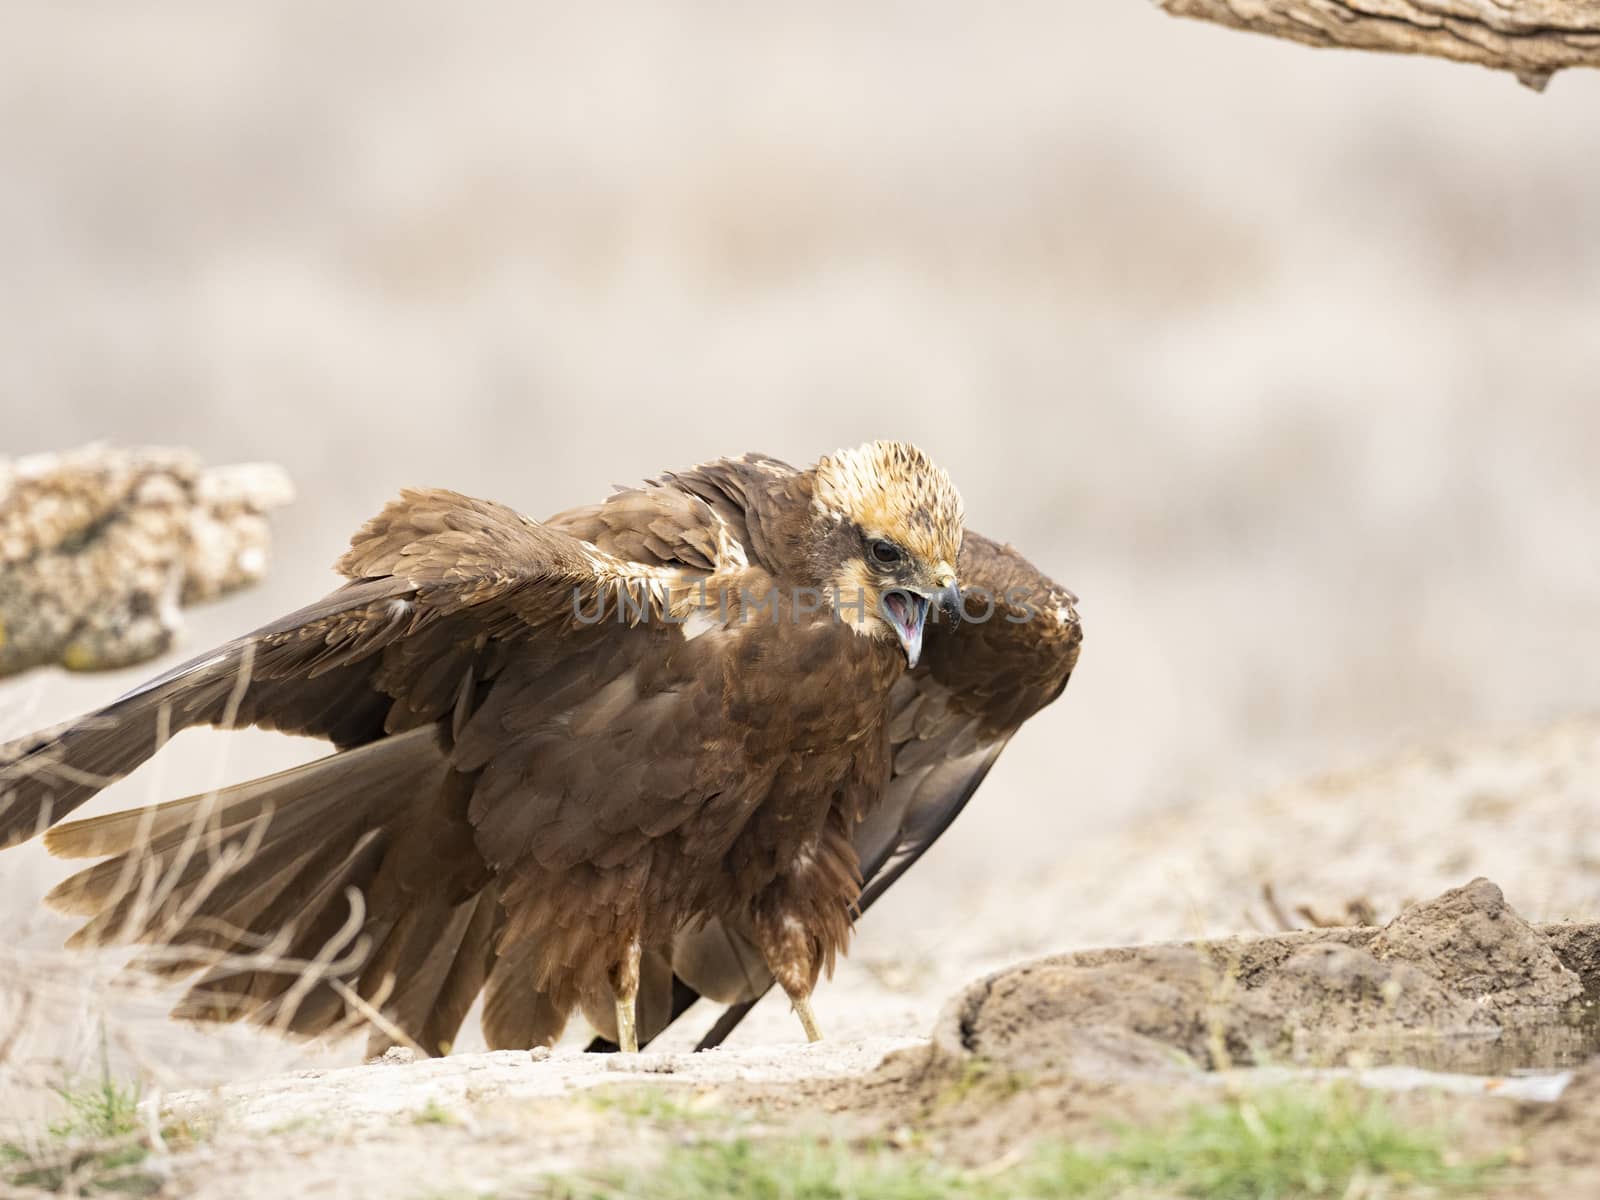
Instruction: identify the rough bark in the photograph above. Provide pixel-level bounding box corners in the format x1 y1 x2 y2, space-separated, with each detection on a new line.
0 445 292 677
1155 0 1600 90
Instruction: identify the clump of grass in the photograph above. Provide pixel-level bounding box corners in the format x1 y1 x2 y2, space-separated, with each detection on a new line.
2 1073 156 1195
49 1074 144 1142
551 1136 973 1200
0 1025 211 1199
1035 1085 1500 1198
413 1099 463 1127
583 1086 717 1124
546 1085 1505 1200
936 1057 1033 1109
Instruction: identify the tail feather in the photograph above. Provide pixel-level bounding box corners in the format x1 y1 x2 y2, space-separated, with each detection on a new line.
172 829 393 1032
355 906 440 1017
137 826 390 981
43 789 271 861
416 893 499 1055
46 732 433 938
360 892 496 1057
482 934 573 1050
48 795 307 920
37 724 496 1048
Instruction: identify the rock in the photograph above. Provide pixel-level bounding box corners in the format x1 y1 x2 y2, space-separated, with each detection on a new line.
0 444 292 676
934 880 1584 1079
1371 878 1584 1017
947 949 1211 1076
1240 940 1484 1050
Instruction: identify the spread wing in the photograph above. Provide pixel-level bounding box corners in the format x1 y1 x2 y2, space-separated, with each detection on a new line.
0 488 689 849
597 529 1083 1050
1 485 754 1053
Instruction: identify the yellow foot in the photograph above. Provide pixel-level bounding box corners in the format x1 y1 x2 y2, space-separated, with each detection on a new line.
615 994 639 1054
791 994 822 1043
611 937 642 1054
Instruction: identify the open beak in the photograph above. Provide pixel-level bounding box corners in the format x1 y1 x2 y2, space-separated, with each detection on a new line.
881 580 961 669
881 590 929 667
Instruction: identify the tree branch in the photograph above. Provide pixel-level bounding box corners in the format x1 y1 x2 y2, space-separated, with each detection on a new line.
1155 0 1600 90
0 445 292 677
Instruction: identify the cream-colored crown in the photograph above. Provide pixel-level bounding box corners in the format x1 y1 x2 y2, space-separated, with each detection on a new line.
812 440 964 568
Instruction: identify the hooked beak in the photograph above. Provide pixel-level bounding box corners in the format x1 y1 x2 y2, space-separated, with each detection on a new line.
881 579 961 669
931 580 962 623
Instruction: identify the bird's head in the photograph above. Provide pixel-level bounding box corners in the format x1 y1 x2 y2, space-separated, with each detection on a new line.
809 440 964 668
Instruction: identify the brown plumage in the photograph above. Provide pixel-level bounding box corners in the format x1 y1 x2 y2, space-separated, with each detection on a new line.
0 441 1080 1055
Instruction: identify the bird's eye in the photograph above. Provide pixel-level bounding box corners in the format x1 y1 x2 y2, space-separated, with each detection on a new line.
869 539 902 565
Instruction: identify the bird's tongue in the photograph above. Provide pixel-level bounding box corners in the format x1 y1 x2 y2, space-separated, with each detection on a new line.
882 591 927 668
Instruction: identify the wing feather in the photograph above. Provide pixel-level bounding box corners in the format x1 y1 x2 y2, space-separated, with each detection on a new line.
1 488 690 848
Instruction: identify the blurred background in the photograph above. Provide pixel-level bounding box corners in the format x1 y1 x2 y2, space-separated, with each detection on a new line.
3 0 1599 1078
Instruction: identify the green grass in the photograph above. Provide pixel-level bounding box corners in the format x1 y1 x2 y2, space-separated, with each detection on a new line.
549 1137 973 1200
49 1075 145 1142
0 1039 211 1198
583 1086 717 1124
2 1073 159 1195
541 1085 1504 1200
413 1099 463 1127
935 1058 1033 1108
1031 1085 1503 1199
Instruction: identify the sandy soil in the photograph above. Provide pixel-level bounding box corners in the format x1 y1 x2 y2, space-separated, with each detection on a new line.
937 880 1595 1082
48 876 1600 1198
6 719 1599 1197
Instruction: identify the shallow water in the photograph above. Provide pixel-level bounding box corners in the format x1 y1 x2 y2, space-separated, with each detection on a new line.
1299 1002 1600 1078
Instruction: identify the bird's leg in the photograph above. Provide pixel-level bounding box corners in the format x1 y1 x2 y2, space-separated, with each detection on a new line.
788 990 823 1043
609 938 642 1054
752 906 827 1044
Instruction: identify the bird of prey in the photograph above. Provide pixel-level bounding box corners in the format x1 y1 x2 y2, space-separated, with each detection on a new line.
0 441 1080 1055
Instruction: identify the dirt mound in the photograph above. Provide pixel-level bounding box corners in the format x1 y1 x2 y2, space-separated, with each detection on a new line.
1371 878 1584 1017
934 878 1591 1077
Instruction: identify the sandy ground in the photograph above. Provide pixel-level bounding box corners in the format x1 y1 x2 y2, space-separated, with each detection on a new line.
5 715 1600 1196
